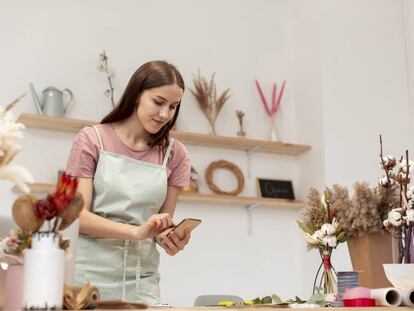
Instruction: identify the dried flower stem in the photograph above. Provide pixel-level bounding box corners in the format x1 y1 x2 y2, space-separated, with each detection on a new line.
5 92 28 113
379 134 392 186
97 50 115 108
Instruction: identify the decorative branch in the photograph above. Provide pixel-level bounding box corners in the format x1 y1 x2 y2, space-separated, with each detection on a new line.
97 50 116 108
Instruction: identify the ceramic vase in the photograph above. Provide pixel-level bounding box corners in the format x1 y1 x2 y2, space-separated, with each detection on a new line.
23 232 64 310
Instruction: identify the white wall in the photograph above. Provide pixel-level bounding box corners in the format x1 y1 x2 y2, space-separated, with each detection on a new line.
317 0 414 272
1 0 414 307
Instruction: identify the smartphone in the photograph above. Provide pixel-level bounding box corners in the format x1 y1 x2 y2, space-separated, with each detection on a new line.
167 218 201 239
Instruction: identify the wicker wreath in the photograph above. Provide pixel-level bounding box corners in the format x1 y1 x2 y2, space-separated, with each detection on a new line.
205 160 245 196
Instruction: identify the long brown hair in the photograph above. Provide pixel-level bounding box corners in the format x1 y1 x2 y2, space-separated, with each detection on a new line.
101 60 185 152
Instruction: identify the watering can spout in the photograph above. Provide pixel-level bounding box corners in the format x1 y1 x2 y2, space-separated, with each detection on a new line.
29 83 43 114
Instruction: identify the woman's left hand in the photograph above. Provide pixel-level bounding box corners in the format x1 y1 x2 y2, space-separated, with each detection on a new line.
155 229 191 256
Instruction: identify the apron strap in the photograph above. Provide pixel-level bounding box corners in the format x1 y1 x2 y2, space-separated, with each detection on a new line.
162 139 175 168
122 239 130 301
92 125 104 151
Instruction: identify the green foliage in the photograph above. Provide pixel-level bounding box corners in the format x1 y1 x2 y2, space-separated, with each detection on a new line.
296 220 313 235
251 294 282 304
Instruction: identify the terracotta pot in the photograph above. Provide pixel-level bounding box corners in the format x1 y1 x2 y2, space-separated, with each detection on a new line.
347 232 393 288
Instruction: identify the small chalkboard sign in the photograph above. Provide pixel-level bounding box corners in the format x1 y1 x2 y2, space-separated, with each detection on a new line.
256 178 295 200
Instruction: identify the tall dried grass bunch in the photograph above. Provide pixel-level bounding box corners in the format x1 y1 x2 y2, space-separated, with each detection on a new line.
307 184 398 238
190 71 230 135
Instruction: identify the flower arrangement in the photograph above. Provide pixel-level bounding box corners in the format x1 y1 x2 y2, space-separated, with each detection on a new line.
190 71 230 135
254 79 286 141
12 173 83 234
0 228 31 265
0 93 33 193
297 190 347 296
379 135 414 263
97 50 116 108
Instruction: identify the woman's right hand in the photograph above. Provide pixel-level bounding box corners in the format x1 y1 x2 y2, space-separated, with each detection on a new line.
134 213 174 240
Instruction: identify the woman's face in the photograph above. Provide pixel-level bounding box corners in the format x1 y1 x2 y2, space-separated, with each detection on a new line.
136 84 183 134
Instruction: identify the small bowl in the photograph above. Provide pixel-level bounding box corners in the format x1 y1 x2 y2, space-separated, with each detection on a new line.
383 264 414 288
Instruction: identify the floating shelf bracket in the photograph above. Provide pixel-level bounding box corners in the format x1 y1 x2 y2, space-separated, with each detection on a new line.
246 145 261 178
246 202 260 235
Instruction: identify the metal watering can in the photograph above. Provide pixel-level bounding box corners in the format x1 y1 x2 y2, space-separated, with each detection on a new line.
29 83 73 116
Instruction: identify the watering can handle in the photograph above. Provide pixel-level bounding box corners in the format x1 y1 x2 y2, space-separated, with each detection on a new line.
62 89 73 113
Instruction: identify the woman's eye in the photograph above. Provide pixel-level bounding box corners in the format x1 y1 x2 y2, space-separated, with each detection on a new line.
169 105 177 110
154 100 163 106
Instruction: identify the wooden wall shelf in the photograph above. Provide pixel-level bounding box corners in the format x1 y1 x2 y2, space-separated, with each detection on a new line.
13 183 305 208
17 113 311 155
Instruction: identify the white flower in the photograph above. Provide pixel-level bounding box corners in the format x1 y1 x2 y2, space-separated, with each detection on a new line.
379 176 394 187
386 208 403 227
104 89 112 97
407 209 414 221
321 223 335 236
106 68 115 79
321 235 337 248
400 160 414 172
305 233 320 245
312 230 324 240
96 63 106 72
381 155 396 168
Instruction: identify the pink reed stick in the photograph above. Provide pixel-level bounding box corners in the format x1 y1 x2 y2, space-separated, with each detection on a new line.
255 79 271 116
271 83 277 115
274 80 286 114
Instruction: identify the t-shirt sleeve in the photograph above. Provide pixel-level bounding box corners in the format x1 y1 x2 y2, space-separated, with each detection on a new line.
168 140 191 187
66 127 100 178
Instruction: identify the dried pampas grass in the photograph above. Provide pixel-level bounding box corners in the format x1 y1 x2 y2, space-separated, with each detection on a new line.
328 182 398 237
190 71 230 135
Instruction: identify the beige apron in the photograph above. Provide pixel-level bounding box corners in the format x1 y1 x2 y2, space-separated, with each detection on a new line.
75 125 174 304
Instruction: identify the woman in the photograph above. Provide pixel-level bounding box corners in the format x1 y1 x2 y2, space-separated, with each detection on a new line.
66 60 191 304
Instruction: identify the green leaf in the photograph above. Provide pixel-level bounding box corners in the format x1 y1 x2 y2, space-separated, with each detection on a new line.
336 231 348 243
272 294 282 303
261 296 272 304
297 220 313 235
251 297 262 305
307 293 326 307
295 296 304 304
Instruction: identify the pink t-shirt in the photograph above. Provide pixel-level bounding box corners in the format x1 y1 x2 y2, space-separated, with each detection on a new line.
66 124 191 187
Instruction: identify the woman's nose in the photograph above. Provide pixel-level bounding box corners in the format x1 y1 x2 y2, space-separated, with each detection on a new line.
159 106 169 119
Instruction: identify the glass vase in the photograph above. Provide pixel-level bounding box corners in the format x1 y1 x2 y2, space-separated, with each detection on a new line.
268 115 280 141
313 248 337 303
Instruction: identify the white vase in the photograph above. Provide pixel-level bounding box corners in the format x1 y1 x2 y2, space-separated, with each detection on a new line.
23 232 65 310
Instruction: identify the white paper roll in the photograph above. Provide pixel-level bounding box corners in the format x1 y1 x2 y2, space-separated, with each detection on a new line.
23 233 65 309
397 287 414 307
371 287 402 307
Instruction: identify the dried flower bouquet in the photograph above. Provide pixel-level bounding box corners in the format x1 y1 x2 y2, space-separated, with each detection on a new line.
190 71 230 135
297 190 347 296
